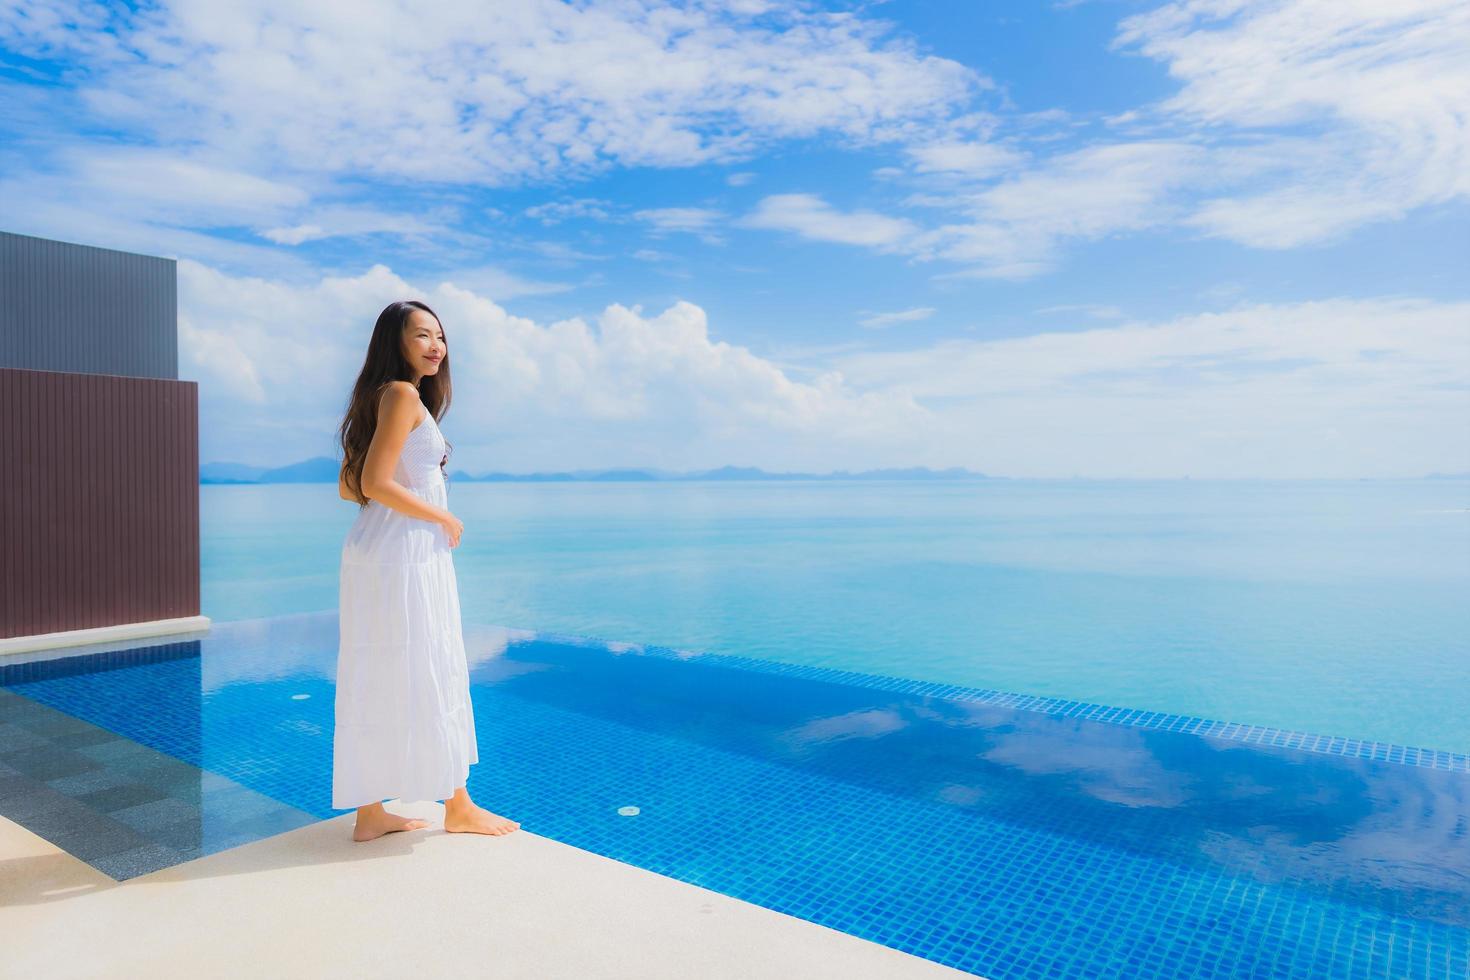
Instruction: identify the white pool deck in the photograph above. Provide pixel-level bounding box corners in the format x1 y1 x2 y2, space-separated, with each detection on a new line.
1 802 977 979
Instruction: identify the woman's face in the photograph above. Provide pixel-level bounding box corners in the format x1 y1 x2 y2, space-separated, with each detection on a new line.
402 309 445 381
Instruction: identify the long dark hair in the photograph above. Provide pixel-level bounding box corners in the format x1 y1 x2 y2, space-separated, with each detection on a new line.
337 299 453 507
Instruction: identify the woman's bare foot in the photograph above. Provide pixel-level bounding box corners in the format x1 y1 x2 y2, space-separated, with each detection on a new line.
443 786 520 836
352 802 432 842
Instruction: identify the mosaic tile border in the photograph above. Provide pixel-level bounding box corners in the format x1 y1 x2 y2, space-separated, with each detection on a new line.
524 626 1470 775
11 609 1468 775
0 639 201 685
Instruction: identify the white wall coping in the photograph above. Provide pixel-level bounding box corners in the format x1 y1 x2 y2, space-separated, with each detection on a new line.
0 615 212 659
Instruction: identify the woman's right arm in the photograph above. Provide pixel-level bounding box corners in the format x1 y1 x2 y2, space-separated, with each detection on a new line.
359 381 452 526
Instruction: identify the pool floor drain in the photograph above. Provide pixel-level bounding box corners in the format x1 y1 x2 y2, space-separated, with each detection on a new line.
617 805 640 816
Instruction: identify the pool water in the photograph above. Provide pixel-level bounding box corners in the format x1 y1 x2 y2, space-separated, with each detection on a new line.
204 478 1470 755
2 611 1467 979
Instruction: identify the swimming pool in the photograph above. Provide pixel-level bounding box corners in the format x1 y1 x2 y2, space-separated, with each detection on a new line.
205 479 1470 755
2 611 1467 979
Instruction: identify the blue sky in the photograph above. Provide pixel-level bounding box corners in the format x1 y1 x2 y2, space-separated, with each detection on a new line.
1 0 1466 477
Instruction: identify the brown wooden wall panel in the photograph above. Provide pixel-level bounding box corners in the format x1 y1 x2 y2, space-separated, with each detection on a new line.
1 367 199 639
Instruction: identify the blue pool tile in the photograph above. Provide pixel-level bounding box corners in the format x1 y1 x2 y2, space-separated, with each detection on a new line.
1 613 1468 977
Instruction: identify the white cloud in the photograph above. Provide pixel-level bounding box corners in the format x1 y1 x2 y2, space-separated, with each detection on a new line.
0 0 983 186
0 0 994 278
910 140 1206 277
0 141 472 265
523 198 615 225
178 259 935 471
1112 0 1470 247
761 0 1467 278
903 140 1025 179
429 265 577 301
259 206 450 245
858 307 937 329
0 144 308 229
829 296 1470 478
739 142 1202 278
738 193 919 249
632 206 727 244
4 0 1464 284
0 184 313 277
261 224 327 247
179 256 1468 477
818 1 1470 276
520 240 608 263
1034 304 1125 320
628 247 691 278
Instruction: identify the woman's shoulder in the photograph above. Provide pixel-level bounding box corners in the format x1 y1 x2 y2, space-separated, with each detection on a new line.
376 380 418 409
374 381 423 426
377 379 418 399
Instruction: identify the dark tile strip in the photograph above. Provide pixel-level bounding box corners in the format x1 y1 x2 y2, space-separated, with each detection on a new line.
0 687 315 880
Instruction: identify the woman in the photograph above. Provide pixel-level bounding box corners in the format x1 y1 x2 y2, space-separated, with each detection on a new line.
333 299 519 842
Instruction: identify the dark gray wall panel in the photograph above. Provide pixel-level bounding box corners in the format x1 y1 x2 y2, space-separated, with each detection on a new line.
0 230 178 380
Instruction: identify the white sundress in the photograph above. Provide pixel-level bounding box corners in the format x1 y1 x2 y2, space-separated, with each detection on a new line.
332 402 479 810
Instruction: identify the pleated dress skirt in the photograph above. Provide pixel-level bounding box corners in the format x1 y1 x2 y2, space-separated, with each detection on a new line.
332 408 479 810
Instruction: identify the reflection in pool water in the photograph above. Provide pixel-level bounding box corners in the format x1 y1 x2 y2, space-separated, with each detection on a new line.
2 611 1466 979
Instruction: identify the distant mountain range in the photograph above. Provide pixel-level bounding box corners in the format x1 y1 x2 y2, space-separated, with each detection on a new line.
199 457 993 484
199 458 1470 484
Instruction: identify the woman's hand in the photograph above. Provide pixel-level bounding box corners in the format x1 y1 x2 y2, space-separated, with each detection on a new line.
439 511 464 548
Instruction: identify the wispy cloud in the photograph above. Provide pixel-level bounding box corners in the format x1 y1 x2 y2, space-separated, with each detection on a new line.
523 198 615 226
903 140 1025 179
0 144 307 228
910 140 1205 278
0 0 983 185
830 296 1470 477
1034 303 1125 320
1112 0 1470 247
736 140 1201 279
745 2 1470 276
7 0 1459 285
738 193 919 249
431 265 578 301
519 240 609 263
858 307 937 329
260 206 451 245
632 207 727 245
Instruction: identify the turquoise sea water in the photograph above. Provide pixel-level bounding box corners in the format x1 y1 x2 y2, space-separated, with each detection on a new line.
203 478 1470 755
